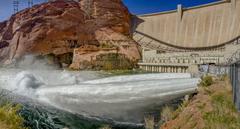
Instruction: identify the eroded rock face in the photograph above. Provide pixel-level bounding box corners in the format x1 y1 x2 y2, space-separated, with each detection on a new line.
0 0 140 69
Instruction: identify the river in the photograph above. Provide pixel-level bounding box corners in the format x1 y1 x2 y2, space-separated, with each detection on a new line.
0 68 199 129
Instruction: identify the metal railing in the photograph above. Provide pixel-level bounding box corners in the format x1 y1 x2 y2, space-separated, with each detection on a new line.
199 64 240 111
230 64 240 111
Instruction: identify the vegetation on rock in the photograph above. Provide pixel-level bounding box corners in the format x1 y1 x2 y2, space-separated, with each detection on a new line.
199 75 213 87
159 75 240 129
100 125 112 129
94 53 136 70
0 103 27 129
160 106 174 122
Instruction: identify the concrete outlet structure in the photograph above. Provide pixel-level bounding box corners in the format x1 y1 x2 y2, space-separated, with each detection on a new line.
132 0 240 73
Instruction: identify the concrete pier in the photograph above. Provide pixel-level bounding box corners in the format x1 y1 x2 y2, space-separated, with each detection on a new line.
139 63 189 73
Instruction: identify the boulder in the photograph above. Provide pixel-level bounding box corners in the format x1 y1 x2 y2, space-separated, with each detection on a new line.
0 0 140 69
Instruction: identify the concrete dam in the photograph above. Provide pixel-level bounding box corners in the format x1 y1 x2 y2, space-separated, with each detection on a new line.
132 0 240 73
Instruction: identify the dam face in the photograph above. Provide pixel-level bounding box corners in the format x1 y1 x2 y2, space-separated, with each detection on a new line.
132 0 240 73
133 0 240 48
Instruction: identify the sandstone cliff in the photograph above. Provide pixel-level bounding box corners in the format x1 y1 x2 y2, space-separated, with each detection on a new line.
0 0 140 69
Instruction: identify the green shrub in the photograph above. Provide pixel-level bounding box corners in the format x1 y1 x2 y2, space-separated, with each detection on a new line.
161 106 174 122
171 99 190 120
0 103 27 129
200 75 213 87
219 74 228 81
103 62 114 70
100 125 111 129
96 53 134 70
144 115 154 129
203 92 240 129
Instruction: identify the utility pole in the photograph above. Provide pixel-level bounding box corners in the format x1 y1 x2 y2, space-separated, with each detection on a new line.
13 0 19 13
28 0 33 8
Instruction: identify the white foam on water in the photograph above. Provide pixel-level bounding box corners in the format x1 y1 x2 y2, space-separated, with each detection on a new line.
0 68 199 123
36 78 199 103
83 73 191 84
12 71 44 96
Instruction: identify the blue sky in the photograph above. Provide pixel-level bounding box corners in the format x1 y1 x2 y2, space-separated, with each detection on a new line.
0 0 219 22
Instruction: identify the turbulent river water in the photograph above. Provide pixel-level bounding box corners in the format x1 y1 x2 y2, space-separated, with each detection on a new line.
0 68 199 129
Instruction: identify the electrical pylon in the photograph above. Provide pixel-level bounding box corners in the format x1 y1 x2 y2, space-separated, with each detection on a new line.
28 0 33 8
13 0 19 13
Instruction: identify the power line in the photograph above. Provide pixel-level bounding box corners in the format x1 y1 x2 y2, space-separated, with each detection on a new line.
13 0 19 13
28 0 33 8
13 0 35 14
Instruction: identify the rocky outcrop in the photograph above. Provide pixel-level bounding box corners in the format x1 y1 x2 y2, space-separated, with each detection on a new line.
0 0 140 69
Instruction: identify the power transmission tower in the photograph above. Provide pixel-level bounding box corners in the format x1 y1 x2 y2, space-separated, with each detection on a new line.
28 0 33 8
13 0 19 13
